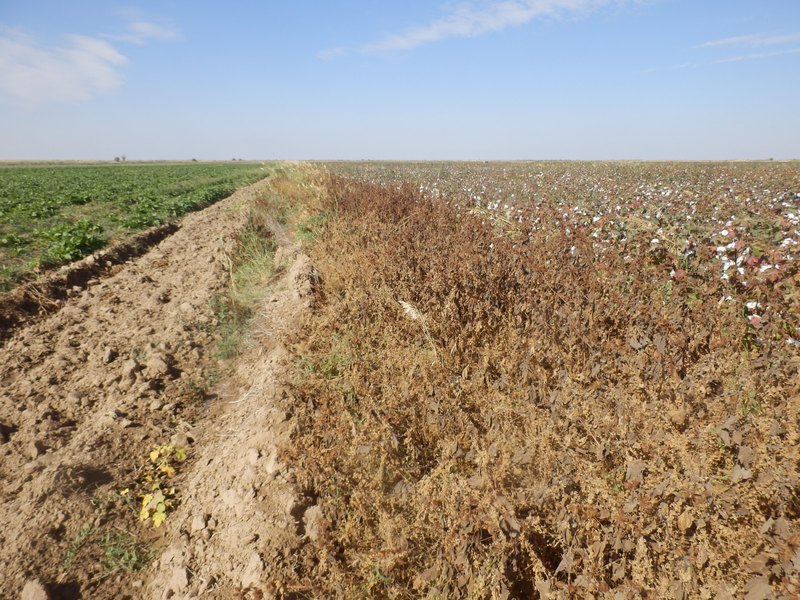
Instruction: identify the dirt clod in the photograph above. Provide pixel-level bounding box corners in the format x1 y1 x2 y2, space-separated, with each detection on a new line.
240 553 265 589
145 353 172 378
27 440 45 459
167 565 190 596
303 505 323 542
668 408 688 430
102 347 117 364
246 447 260 466
190 514 207 533
20 579 49 600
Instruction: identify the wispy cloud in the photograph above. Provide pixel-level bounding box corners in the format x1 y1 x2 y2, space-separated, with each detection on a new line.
103 20 181 45
317 46 348 61
700 32 800 49
647 44 800 73
0 28 128 107
710 47 800 64
0 17 180 108
318 0 627 59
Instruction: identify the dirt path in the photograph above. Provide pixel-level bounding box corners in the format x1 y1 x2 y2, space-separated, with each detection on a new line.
0 177 310 599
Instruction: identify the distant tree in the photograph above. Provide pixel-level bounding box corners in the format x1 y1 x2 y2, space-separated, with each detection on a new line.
114 157 120 162
191 158 198 162
121 155 126 162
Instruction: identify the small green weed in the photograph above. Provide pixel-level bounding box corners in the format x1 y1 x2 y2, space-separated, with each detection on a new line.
64 523 96 568
604 466 625 493
740 392 763 417
99 528 156 575
64 524 154 576
297 212 329 242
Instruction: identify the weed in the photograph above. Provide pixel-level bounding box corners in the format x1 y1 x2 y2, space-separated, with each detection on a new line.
99 528 155 575
122 444 187 529
64 523 96 568
181 378 209 403
297 212 329 242
203 366 222 388
604 466 625 494
295 335 351 381
211 209 277 359
64 524 153 576
740 391 763 417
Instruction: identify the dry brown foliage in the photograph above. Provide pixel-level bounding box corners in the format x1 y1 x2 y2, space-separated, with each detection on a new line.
276 173 800 598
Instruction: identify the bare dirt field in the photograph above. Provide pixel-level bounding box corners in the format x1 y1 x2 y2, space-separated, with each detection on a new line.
0 176 316 599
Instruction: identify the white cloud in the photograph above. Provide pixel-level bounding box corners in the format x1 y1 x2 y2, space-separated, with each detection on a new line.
0 28 128 107
317 0 628 59
361 0 625 53
0 17 180 108
700 32 800 49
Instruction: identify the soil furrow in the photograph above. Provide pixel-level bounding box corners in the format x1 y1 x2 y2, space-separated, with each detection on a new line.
0 176 303 598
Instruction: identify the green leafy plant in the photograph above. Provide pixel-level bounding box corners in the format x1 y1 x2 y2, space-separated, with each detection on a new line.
0 162 273 288
40 219 106 265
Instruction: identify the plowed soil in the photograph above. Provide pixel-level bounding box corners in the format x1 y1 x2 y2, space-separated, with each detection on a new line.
0 178 311 599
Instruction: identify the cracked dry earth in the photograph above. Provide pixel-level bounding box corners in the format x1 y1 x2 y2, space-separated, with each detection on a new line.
0 179 314 599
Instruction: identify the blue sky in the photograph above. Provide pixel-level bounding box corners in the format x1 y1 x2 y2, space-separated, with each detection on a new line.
1 1 799 160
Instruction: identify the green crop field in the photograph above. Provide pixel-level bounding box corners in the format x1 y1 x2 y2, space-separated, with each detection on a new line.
0 162 270 291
